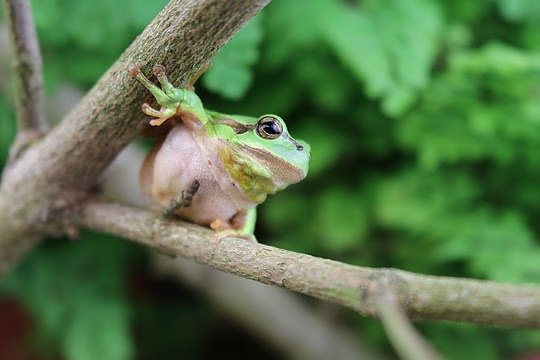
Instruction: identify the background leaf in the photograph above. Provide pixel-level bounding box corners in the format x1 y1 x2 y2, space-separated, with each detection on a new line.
202 14 263 99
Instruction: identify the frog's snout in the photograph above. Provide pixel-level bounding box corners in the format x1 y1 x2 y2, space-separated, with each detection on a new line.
293 139 310 180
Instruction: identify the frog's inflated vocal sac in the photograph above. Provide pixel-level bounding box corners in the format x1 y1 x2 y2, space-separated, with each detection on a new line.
129 64 310 239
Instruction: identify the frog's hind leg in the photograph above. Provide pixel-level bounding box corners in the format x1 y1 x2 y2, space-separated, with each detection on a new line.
233 207 257 236
180 180 200 208
210 208 257 243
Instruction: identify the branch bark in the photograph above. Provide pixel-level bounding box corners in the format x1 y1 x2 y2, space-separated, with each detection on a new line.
372 284 443 360
81 200 540 329
2 0 47 139
0 0 269 275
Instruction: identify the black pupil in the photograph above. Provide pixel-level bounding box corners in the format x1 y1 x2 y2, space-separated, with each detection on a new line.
261 121 280 135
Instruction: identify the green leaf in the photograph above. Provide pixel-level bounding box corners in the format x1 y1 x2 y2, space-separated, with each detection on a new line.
64 300 131 360
262 0 327 69
30 0 168 87
374 170 479 231
314 187 369 251
374 169 540 283
435 209 540 282
0 233 135 360
398 43 540 168
296 121 349 177
439 0 491 23
424 323 498 360
261 192 310 233
497 0 540 22
202 15 264 100
321 0 442 116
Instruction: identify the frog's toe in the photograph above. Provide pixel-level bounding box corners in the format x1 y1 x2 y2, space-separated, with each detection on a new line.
149 118 169 127
127 63 142 77
210 219 229 232
142 103 160 116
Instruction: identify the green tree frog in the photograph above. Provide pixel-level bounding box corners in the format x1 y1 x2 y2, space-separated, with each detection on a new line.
128 64 310 239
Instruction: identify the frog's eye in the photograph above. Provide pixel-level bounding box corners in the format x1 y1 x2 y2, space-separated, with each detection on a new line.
256 116 283 140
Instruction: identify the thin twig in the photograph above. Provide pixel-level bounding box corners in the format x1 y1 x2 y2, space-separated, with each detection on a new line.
2 0 47 162
80 200 540 329
372 283 443 360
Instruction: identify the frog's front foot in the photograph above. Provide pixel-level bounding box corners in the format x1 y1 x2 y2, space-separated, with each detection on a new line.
128 63 185 127
141 103 171 126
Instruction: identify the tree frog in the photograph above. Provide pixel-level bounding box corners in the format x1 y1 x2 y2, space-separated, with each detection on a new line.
128 64 310 239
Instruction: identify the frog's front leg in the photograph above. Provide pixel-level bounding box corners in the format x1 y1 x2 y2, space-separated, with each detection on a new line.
128 64 186 127
210 208 258 243
163 180 200 218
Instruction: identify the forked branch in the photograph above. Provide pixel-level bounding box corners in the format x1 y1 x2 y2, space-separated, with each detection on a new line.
0 0 270 275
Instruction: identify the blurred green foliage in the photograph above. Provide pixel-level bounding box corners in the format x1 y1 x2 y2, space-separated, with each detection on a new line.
1 234 134 360
1 0 540 358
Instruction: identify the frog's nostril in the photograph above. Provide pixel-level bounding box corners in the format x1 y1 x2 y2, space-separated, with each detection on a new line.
289 137 304 151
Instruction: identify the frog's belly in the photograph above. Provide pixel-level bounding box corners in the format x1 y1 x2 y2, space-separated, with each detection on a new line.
143 125 254 227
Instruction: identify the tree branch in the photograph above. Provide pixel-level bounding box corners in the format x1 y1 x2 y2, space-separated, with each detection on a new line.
81 200 540 329
372 283 443 360
0 0 269 275
2 0 47 161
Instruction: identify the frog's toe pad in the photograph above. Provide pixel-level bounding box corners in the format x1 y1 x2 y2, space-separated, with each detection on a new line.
149 118 168 126
210 219 229 232
153 64 166 77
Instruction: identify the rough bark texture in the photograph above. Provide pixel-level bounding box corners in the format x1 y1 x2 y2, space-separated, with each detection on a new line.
0 0 270 275
2 0 46 134
81 201 540 329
